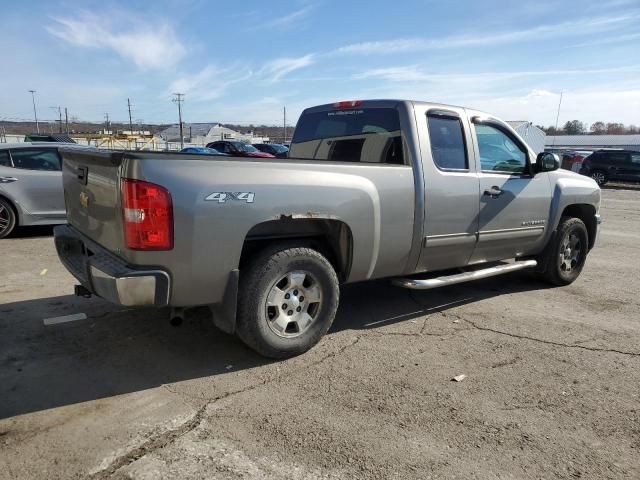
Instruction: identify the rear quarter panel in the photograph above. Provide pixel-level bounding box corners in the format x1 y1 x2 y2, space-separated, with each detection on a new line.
125 158 415 306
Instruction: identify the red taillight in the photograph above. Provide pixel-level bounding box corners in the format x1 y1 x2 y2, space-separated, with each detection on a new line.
122 178 173 250
333 100 363 109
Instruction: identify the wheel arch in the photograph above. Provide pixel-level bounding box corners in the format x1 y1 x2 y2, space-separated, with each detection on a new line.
239 217 354 283
561 203 597 250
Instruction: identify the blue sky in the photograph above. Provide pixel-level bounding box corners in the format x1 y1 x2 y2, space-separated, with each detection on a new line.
1 0 639 127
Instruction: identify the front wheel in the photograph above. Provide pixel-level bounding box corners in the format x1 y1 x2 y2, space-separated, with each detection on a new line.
236 246 340 358
539 217 589 286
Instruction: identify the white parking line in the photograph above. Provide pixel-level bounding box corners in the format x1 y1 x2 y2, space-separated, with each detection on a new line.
43 313 87 326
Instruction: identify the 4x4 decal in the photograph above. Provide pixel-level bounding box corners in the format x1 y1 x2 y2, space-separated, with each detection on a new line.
205 192 255 203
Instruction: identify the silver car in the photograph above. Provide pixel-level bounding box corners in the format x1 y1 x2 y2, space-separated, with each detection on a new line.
0 142 71 238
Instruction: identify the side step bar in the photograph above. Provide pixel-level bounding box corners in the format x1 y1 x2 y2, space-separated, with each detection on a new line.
392 260 538 290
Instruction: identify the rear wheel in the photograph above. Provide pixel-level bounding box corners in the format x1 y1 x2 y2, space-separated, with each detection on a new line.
539 217 589 286
590 170 608 186
0 198 17 239
236 245 339 358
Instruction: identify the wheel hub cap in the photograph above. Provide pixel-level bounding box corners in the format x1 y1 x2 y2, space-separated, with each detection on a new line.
559 232 582 272
265 271 322 338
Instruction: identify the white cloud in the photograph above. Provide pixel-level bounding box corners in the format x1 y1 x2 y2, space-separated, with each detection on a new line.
47 12 186 70
264 6 312 28
472 88 640 126
167 64 253 101
260 54 315 81
355 65 640 83
334 12 640 55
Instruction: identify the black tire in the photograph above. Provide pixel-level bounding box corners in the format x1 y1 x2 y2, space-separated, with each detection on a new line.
539 217 589 286
0 197 17 239
236 245 340 359
590 170 608 186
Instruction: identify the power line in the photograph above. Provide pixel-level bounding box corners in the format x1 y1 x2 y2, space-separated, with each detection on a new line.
172 93 185 149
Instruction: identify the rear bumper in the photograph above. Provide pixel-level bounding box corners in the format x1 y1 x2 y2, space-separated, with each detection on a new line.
54 225 171 307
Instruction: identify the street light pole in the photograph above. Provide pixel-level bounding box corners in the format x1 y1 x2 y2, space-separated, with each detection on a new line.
28 90 39 134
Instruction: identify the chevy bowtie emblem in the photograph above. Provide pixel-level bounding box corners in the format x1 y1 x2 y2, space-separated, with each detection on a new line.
79 191 89 209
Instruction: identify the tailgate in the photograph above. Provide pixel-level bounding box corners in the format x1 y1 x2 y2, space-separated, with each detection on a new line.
59 148 125 252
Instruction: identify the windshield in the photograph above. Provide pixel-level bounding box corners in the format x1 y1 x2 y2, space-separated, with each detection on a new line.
271 144 289 153
233 142 259 153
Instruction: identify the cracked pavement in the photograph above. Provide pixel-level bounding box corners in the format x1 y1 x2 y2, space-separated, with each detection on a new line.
1 188 639 479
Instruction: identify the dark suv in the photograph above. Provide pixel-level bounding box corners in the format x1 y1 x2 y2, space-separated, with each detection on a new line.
579 149 640 186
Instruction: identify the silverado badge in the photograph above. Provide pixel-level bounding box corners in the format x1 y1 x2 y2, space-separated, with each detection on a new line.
79 191 89 209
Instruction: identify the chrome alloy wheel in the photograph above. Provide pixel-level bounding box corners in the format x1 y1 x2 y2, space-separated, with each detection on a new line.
559 232 582 272
591 171 606 185
265 270 322 338
0 203 11 236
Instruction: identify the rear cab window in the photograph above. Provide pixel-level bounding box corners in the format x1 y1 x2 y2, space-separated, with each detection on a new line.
290 106 405 164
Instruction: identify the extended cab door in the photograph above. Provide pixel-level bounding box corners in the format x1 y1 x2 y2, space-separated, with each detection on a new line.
415 106 480 272
469 118 552 263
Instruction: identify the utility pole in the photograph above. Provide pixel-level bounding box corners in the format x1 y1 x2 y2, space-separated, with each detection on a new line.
127 98 134 134
552 91 563 147
49 107 62 133
64 108 69 133
28 90 39 133
283 106 287 143
172 93 185 148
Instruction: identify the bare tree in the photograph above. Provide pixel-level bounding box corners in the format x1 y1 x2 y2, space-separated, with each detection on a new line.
590 121 606 134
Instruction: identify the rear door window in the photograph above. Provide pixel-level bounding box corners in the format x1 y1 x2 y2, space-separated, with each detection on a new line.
631 153 640 164
290 107 404 164
427 114 468 170
605 152 630 164
0 151 11 167
10 149 61 171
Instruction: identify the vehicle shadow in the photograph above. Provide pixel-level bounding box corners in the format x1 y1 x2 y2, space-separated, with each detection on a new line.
10 225 55 238
331 271 552 333
0 271 550 419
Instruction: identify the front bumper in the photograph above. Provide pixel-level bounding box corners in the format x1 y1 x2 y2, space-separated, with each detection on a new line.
54 225 171 307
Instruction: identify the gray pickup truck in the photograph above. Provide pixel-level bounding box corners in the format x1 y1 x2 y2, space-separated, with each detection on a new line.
54 99 601 358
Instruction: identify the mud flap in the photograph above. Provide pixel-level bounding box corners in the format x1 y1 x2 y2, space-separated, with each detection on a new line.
209 269 239 334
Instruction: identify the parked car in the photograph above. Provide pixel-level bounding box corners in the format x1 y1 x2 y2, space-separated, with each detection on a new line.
0 142 81 238
579 149 640 186
252 143 289 158
180 146 226 155
54 99 601 358
205 140 275 158
560 150 592 171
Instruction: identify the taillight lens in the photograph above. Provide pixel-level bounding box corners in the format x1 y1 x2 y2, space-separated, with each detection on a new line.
122 178 173 250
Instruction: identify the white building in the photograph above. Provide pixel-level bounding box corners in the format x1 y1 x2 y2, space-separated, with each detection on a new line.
159 123 269 145
545 135 640 152
506 121 546 153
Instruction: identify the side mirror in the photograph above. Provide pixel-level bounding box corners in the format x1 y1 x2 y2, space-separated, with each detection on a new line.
534 152 560 173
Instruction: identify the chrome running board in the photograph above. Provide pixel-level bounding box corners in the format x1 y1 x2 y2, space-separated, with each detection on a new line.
392 260 538 290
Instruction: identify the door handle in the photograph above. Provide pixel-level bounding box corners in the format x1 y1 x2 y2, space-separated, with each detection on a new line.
0 176 18 184
483 186 503 197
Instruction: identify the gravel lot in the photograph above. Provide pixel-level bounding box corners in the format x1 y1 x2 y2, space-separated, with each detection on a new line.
1 188 639 480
